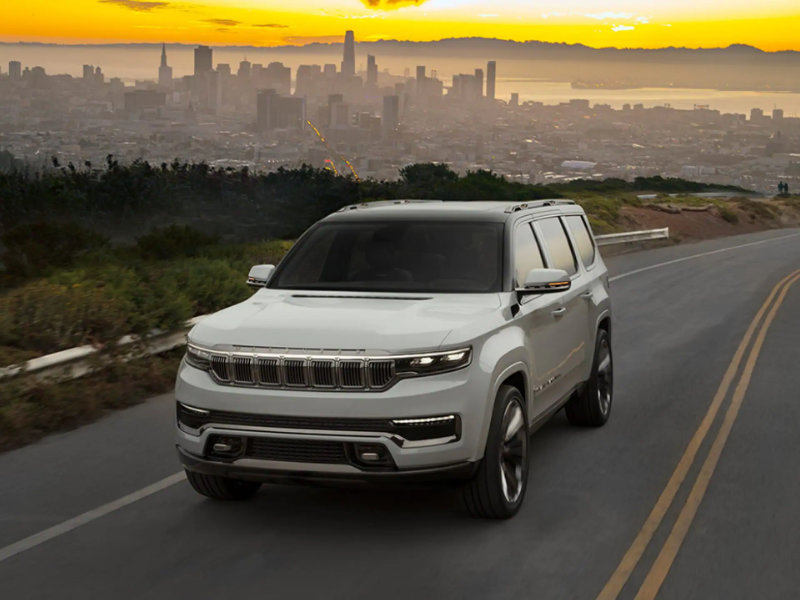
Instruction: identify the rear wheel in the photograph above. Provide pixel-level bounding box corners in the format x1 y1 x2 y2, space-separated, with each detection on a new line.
185 470 261 501
462 385 529 519
565 328 613 427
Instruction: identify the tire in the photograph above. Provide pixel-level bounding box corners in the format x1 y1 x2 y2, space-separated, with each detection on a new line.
185 470 261 501
462 385 529 519
565 328 613 427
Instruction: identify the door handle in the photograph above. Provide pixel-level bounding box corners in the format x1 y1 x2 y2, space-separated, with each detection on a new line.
552 307 567 317
580 291 594 299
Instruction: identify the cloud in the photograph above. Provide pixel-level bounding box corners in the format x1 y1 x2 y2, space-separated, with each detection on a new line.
283 35 345 44
360 0 427 9
254 23 289 28
98 0 169 11
612 24 635 32
204 19 240 27
585 12 632 20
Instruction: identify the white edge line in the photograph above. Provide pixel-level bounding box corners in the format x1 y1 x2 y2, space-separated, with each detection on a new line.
0 471 185 563
609 232 800 283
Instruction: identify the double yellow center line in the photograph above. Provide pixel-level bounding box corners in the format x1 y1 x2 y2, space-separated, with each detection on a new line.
597 268 800 600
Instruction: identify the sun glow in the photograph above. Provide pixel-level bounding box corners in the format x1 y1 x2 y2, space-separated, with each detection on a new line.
2 0 800 50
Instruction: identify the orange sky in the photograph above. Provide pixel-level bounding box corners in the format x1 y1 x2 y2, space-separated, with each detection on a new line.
3 0 800 51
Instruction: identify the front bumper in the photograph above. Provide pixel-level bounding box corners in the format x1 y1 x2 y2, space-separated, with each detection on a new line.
175 356 493 477
178 446 478 484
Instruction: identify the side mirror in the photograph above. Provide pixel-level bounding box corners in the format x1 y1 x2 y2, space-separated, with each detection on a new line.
518 268 571 295
247 264 275 288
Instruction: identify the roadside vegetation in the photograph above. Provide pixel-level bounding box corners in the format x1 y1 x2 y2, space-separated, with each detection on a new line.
0 160 780 450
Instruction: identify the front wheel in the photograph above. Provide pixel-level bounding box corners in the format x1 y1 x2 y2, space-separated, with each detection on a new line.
462 385 529 519
185 470 261 501
565 328 613 427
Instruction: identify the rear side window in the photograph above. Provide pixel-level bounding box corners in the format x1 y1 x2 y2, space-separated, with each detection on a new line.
513 224 545 286
537 217 577 276
565 215 596 267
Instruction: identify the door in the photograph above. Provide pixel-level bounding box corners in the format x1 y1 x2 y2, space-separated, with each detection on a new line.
528 217 591 415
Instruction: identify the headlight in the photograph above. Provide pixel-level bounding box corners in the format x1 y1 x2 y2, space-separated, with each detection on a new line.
185 343 213 371
395 347 472 377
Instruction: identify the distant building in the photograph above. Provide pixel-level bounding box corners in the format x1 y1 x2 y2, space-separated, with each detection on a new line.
416 66 426 82
750 108 764 122
382 94 399 138
83 64 94 79
238 60 251 80
158 43 172 89
341 31 355 76
257 89 306 131
509 93 519 106
264 62 291 95
486 61 496 100
773 108 784 121
323 64 337 77
367 55 378 87
8 60 21 81
474 68 484 97
124 89 166 113
194 46 213 76
216 64 231 77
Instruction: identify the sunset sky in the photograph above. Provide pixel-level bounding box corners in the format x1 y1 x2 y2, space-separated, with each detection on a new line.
3 0 800 51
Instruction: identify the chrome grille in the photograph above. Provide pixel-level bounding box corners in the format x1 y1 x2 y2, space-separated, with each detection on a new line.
204 352 397 391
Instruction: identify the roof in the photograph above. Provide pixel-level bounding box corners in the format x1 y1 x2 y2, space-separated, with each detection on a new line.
326 199 579 223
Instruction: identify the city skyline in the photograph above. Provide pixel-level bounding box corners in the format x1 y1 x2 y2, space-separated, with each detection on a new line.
3 0 800 52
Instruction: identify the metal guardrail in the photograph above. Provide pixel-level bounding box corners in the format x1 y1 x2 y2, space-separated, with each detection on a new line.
595 227 669 246
0 316 208 385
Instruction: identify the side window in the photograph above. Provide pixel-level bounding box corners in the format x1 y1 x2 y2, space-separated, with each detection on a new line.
513 223 545 286
537 217 577 276
565 215 596 267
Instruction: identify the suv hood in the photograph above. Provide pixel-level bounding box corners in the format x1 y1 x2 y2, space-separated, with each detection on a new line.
189 289 502 352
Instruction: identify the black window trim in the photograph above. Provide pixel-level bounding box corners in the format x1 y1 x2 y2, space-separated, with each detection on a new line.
564 214 597 271
532 215 580 279
512 220 548 288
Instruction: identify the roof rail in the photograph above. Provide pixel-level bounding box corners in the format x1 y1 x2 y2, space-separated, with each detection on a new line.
336 199 443 212
504 199 576 213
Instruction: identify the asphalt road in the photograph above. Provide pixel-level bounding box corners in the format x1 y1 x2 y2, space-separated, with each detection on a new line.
1 228 800 600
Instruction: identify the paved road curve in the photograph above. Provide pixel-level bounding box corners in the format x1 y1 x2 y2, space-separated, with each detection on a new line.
1 228 799 599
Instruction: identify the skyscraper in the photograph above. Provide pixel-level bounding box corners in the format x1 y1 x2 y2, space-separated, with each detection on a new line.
194 45 213 75
341 31 355 76
474 68 484 97
486 61 496 101
8 61 21 81
158 43 173 89
367 55 378 87
382 94 399 138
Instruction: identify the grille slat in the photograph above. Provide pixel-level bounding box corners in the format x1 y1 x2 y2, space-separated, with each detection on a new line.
311 360 335 388
210 356 230 382
232 356 254 384
369 361 394 388
257 358 280 385
340 361 365 388
284 359 307 387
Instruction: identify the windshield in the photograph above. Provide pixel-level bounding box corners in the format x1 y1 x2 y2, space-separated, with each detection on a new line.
270 220 504 293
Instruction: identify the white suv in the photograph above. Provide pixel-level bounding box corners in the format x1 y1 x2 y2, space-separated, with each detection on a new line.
175 200 612 518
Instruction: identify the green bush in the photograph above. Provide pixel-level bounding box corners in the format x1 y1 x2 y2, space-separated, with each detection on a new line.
1 221 110 279
719 206 739 224
0 279 131 353
135 224 219 260
156 258 251 316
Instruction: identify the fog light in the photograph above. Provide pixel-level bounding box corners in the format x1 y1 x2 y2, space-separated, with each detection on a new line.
353 443 392 467
208 436 245 459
